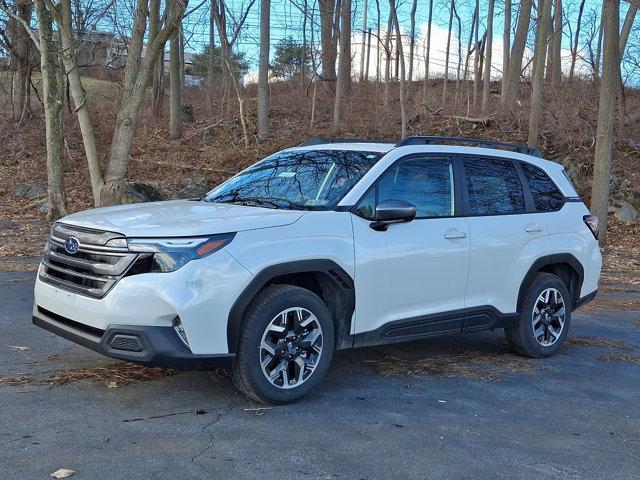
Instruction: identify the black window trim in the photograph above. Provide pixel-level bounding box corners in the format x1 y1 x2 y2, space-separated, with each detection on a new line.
340 152 569 218
349 153 463 220
518 160 567 213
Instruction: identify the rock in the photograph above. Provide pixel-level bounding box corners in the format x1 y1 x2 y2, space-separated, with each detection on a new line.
624 139 640 151
613 200 638 223
175 178 214 199
122 182 165 204
14 183 46 199
38 202 50 214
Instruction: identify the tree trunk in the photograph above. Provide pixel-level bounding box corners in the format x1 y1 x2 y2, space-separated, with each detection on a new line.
528 0 552 147
569 0 586 81
9 0 34 118
101 0 187 206
34 0 67 219
408 0 417 83
548 0 562 85
169 20 182 139
333 0 351 133
619 5 638 54
617 4 637 133
360 0 368 81
423 0 433 98
472 0 480 109
179 24 186 89
207 2 215 112
257 0 270 137
59 0 103 202
453 2 462 102
375 0 381 82
501 0 511 98
482 0 495 114
389 0 406 137
319 0 337 84
442 0 454 106
383 9 392 106
594 2 605 81
590 0 620 246
502 0 532 108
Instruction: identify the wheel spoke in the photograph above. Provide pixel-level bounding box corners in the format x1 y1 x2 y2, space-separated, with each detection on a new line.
260 307 323 390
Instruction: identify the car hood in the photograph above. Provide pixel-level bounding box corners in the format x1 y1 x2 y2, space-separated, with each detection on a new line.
59 200 305 237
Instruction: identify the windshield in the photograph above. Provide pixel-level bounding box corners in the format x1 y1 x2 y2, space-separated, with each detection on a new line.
204 149 383 210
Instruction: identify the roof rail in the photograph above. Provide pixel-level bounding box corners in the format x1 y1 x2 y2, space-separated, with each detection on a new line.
395 136 542 157
298 137 390 147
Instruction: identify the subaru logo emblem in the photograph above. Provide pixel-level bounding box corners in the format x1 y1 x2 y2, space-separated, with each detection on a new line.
64 236 80 255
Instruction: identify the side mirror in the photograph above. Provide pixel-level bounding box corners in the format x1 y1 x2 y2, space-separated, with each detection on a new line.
370 200 416 231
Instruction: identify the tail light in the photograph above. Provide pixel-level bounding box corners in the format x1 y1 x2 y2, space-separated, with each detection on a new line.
583 215 599 239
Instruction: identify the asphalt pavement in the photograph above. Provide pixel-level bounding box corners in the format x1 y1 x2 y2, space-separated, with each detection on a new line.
1 270 639 480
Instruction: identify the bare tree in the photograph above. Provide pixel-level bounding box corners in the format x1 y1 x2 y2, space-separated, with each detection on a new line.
383 8 392 106
482 0 495 113
333 0 351 132
359 0 367 81
619 3 638 53
501 0 511 97
212 0 250 147
55 0 187 205
407 0 417 83
528 0 552 146
442 0 454 106
257 0 269 136
593 1 605 80
502 0 533 107
569 0 586 81
319 0 339 85
5 0 34 119
590 0 620 246
169 16 182 139
36 0 68 218
389 0 406 137
547 0 563 84
423 0 433 98
471 0 480 108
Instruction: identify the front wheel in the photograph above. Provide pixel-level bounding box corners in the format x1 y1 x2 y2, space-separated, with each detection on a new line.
232 284 335 404
505 273 572 358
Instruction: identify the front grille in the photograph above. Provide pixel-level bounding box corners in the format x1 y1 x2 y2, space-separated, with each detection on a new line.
39 223 138 298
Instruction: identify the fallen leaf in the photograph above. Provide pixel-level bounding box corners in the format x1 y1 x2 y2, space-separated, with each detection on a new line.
107 381 117 388
50 469 74 478
7 345 29 351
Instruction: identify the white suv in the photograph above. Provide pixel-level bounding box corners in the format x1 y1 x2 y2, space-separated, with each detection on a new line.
33 137 602 403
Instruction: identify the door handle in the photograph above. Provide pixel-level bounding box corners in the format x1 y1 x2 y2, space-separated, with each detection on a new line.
525 224 544 233
444 229 467 240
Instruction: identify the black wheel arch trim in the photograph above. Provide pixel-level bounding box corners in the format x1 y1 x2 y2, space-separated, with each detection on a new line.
518 253 585 310
226 259 355 353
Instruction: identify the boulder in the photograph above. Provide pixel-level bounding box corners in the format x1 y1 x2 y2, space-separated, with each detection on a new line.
14 183 46 199
612 200 638 224
122 182 165 204
175 178 214 199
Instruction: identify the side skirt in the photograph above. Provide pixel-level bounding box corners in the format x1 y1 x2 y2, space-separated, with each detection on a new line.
350 306 518 348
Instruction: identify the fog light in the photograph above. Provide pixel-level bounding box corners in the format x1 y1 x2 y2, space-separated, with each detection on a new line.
173 317 191 350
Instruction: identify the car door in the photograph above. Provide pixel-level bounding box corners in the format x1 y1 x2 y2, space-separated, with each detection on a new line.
350 154 470 340
461 155 552 328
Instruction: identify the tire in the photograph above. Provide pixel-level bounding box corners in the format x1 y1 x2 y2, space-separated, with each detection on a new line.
231 284 335 404
505 272 572 358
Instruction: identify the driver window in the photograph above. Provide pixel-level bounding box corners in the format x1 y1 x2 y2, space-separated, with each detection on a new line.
377 157 455 218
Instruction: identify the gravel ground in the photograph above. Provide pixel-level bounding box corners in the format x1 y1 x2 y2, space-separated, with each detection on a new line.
1 271 639 480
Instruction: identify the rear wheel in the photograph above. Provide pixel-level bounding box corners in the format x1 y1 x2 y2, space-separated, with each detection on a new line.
232 284 334 404
505 273 571 358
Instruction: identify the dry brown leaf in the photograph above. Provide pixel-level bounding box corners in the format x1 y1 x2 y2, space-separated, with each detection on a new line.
49 469 74 478
7 345 29 351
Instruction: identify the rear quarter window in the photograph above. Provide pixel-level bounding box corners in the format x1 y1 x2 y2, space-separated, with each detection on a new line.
521 163 565 212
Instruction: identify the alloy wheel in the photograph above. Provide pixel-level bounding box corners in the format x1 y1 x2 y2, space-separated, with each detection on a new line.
259 307 323 389
531 287 566 347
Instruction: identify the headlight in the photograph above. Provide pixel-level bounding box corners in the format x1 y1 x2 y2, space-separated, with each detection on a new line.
126 233 236 273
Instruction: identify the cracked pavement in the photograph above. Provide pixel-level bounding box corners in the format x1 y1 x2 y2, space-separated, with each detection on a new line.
1 271 639 479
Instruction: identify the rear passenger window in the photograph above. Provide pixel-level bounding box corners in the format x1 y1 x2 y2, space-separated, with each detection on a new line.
464 157 525 215
521 163 564 212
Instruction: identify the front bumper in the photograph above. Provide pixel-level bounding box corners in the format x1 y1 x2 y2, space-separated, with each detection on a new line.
33 307 235 370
